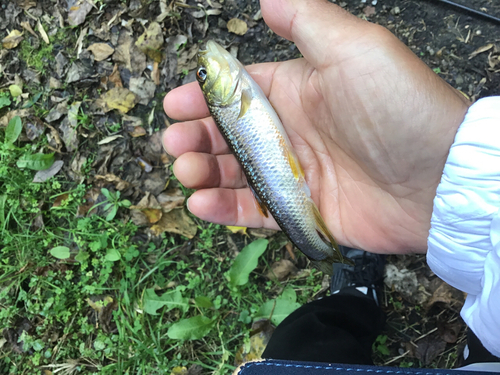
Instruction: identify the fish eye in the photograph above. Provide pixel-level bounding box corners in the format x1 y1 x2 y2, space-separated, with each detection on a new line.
197 67 207 83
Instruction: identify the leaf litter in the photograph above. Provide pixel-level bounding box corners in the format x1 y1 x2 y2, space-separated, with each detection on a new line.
1 0 499 372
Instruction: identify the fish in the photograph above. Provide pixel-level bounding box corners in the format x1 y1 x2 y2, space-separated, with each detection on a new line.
196 41 353 274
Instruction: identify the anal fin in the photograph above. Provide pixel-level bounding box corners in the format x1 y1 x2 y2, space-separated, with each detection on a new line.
310 200 353 266
249 184 269 218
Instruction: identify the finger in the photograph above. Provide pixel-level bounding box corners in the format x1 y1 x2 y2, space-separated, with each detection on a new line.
173 152 247 189
162 119 230 157
260 0 365 68
187 188 280 230
163 62 281 122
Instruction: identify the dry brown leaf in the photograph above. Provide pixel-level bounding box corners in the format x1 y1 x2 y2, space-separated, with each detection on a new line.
2 30 24 49
52 193 70 208
235 319 274 365
101 87 137 114
150 208 197 238
113 30 146 74
37 19 50 44
94 174 130 191
176 44 199 74
265 259 298 281
156 189 185 212
109 64 123 87
135 22 164 62
20 21 37 37
227 18 248 35
68 0 93 26
248 228 278 238
17 0 37 10
128 126 147 137
0 109 32 128
88 43 115 61
469 43 494 59
130 193 163 225
76 188 100 217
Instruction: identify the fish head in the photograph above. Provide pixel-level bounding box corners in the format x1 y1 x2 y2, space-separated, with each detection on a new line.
197 41 243 106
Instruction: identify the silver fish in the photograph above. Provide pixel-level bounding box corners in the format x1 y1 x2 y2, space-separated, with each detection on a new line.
197 41 352 273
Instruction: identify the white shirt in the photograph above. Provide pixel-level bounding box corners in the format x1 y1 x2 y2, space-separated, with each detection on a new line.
428 96 500 358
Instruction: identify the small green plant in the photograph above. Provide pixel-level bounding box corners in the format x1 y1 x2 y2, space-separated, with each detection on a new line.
373 334 391 357
94 188 132 221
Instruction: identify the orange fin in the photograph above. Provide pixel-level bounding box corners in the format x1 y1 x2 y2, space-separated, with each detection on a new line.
249 184 269 218
280 138 305 180
311 202 355 266
238 88 252 119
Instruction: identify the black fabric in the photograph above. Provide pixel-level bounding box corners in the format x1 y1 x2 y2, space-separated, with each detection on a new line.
463 329 500 365
236 359 491 375
262 289 385 365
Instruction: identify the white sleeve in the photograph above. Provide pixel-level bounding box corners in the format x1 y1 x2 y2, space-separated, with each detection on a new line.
427 96 500 358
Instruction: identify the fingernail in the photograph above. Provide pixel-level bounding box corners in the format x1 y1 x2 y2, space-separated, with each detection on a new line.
186 197 192 213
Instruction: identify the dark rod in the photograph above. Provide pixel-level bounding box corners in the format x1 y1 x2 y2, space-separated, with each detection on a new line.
427 0 500 24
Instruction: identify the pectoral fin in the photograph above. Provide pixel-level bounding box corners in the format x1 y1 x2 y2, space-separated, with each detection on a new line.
238 88 252 119
249 184 269 218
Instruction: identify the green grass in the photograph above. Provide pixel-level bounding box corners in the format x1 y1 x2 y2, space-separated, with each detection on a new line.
0 117 324 374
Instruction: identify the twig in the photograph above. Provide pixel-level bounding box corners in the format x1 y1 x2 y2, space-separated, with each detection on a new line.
384 350 410 365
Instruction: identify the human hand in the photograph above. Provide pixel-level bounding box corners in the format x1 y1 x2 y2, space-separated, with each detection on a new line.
162 0 470 254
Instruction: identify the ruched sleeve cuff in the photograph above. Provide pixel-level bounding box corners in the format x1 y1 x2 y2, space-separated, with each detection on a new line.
427 96 500 358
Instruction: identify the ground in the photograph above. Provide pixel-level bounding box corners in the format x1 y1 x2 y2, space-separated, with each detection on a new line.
0 0 499 374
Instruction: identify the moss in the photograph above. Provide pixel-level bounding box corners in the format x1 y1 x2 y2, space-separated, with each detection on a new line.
19 39 54 74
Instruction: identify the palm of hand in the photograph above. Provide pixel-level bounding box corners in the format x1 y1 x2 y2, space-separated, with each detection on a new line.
163 25 469 255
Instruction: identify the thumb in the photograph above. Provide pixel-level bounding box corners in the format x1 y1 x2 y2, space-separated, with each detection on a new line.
260 0 366 67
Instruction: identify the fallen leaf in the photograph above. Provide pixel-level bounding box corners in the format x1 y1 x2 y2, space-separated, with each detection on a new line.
265 259 298 281
113 30 146 74
469 43 494 59
2 30 24 49
414 334 446 366
94 174 130 191
426 280 465 310
0 109 32 128
226 226 248 235
227 19 248 35
33 160 64 182
98 134 123 145
24 116 45 140
20 21 37 38
130 193 163 226
128 126 147 137
109 64 123 87
156 189 185 212
176 44 199 74
135 22 164 62
150 208 197 238
129 77 156 105
235 319 274 366
87 43 115 61
67 0 93 26
248 228 278 238
101 87 137 114
36 19 50 44
76 188 100 217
